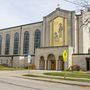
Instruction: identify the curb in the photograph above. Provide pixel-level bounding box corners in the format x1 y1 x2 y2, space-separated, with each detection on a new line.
16 76 90 87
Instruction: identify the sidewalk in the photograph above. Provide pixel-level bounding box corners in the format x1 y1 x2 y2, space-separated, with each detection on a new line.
16 70 90 87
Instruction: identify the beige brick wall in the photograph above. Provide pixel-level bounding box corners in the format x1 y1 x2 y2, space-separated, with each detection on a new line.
0 22 43 55
72 54 90 70
35 46 73 70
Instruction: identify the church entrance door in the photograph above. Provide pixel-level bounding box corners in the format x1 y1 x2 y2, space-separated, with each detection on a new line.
51 60 56 70
47 54 56 70
86 57 90 71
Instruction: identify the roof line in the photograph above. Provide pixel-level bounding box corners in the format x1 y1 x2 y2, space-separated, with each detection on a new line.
0 21 43 30
44 8 74 18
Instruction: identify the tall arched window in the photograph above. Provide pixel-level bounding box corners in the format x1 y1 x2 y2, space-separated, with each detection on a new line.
23 31 29 54
5 34 10 55
34 29 41 49
0 35 2 55
13 32 19 54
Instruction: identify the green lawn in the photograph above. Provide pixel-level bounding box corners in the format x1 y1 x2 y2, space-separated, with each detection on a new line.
0 65 27 71
24 71 90 82
44 71 90 79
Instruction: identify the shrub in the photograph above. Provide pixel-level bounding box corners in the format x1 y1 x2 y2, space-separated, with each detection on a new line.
29 64 35 69
71 65 80 71
1 64 8 67
25 64 35 69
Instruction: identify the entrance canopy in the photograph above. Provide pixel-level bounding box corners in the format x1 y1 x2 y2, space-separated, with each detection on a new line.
35 46 73 70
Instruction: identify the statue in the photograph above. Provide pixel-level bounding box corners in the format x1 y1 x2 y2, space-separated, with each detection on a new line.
58 23 63 38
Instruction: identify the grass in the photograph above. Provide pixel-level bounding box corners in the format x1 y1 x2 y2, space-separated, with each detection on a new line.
24 73 90 82
44 71 90 79
0 65 27 71
24 71 90 82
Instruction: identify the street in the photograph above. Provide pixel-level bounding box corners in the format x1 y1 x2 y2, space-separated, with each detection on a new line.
0 70 89 90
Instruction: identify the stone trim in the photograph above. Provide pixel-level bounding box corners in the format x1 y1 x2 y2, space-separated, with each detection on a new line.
0 54 35 57
44 8 74 18
73 53 90 55
37 45 69 49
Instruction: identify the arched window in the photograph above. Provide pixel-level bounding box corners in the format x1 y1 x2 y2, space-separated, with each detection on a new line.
0 35 2 55
13 32 19 54
34 29 41 49
23 31 29 54
5 34 10 54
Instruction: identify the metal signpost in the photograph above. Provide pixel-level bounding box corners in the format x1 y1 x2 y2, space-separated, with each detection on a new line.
27 55 31 74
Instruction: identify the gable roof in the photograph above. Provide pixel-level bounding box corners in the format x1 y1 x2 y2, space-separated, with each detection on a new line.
44 8 74 18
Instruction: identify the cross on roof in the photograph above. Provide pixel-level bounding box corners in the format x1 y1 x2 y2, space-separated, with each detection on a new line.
57 4 60 8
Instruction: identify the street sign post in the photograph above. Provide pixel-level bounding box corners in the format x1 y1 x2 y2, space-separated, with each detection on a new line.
27 55 31 74
28 55 31 64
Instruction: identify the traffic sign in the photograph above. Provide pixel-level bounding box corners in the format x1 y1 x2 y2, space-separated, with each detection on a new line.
28 55 31 63
63 50 68 62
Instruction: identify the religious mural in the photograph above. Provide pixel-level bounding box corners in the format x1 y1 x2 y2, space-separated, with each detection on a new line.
50 17 67 46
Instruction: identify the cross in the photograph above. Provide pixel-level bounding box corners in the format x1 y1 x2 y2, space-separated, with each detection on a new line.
57 4 60 8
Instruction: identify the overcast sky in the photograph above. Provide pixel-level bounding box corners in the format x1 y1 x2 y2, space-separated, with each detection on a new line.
0 0 87 29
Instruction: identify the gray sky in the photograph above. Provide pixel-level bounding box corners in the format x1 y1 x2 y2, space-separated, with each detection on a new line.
0 0 84 29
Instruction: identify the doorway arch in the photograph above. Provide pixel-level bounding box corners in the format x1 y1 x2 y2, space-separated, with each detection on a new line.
39 56 45 70
58 56 64 70
86 57 90 71
47 54 56 70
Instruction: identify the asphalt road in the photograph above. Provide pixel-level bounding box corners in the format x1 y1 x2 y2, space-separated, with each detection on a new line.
0 70 89 90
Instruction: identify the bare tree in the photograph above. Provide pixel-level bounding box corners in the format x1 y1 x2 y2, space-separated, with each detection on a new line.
64 0 90 10
64 0 90 25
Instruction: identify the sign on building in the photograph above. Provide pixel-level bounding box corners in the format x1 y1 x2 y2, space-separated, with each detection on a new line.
63 50 68 62
28 55 31 63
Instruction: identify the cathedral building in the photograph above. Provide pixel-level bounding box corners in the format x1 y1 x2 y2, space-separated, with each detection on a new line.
0 7 90 71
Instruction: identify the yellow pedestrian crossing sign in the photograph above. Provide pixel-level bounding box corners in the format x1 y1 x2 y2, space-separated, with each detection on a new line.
63 50 68 62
